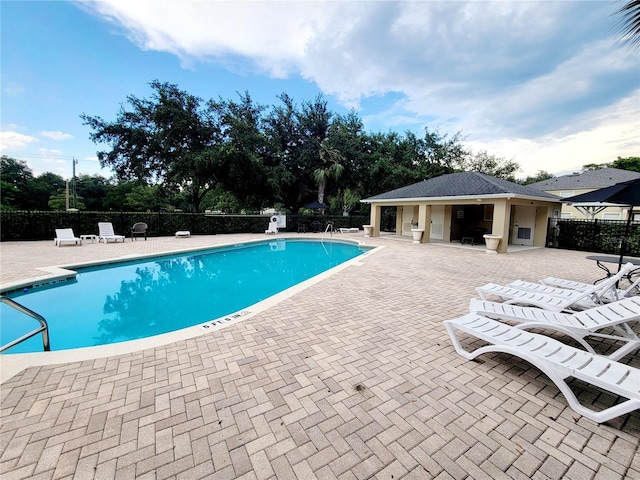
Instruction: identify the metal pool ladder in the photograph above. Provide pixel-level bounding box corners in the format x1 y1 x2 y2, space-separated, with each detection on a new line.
323 221 335 238
0 296 51 353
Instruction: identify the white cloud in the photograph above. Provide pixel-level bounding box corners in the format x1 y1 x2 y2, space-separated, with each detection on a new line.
41 131 74 141
77 0 339 76
75 0 639 176
28 150 70 177
38 148 64 158
0 131 39 151
77 1 637 132
467 93 640 178
3 82 26 96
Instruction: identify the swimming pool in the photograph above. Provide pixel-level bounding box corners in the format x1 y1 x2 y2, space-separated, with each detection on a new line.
1 239 369 353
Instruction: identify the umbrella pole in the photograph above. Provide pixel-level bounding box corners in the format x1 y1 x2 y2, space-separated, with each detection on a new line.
617 206 634 272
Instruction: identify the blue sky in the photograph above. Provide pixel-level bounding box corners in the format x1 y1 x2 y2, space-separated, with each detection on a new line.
1 0 638 182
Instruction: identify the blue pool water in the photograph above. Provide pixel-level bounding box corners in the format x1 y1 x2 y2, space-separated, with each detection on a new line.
1 239 367 353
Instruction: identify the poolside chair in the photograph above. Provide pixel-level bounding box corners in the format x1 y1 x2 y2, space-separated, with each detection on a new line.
541 272 640 298
444 314 640 423
131 222 148 241
98 222 125 243
476 264 634 312
510 277 640 304
469 297 640 360
310 220 322 233
541 275 609 290
506 263 636 301
265 216 278 235
54 228 82 247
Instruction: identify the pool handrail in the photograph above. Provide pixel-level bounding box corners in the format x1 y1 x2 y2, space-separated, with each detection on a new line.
0 296 51 353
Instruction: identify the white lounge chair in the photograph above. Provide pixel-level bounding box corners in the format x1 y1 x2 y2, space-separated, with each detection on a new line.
541 276 606 291
507 279 637 304
98 222 125 243
54 228 82 247
540 272 640 299
445 314 640 423
476 264 634 312
507 263 637 302
476 284 597 312
469 297 640 360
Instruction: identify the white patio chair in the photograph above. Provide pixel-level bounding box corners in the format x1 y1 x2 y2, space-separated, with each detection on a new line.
540 272 640 298
476 263 634 312
507 263 637 302
98 222 125 243
54 228 82 247
445 314 640 423
469 296 640 360
265 216 278 235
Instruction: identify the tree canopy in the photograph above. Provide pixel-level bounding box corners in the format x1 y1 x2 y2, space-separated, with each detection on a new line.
582 157 640 173
79 81 473 213
6 80 634 213
615 0 640 49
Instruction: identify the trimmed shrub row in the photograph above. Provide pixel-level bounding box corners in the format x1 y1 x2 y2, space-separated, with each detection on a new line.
547 218 640 256
0 211 368 241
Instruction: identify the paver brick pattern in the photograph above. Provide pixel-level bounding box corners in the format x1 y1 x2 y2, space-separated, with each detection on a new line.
1 234 639 479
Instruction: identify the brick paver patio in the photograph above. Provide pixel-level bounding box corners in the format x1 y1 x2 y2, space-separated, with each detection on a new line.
1 233 638 479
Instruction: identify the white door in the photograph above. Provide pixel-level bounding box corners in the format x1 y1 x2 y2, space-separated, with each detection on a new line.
401 207 414 237
511 206 536 246
430 205 445 240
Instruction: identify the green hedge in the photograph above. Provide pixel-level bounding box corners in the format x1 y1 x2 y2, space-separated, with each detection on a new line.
0 211 369 241
547 218 640 256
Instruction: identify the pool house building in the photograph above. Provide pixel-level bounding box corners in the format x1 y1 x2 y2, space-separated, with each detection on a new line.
361 172 562 253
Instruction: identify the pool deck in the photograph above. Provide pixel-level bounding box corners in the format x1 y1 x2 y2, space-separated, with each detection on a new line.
1 233 638 480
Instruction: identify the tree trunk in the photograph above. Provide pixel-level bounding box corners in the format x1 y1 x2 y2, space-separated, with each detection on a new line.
317 181 326 204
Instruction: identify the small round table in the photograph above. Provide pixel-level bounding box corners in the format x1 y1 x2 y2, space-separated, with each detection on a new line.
585 255 640 284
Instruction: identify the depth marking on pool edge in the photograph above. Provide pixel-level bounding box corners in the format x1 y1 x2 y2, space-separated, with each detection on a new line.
200 310 251 330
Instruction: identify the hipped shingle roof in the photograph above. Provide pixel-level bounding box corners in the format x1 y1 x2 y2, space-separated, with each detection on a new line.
528 168 640 191
363 172 560 202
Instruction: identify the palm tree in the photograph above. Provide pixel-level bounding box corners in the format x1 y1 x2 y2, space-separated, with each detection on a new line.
313 140 345 205
615 0 640 49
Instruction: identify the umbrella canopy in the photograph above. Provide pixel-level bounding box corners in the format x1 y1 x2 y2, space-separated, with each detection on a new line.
563 178 640 270
562 178 640 206
304 201 328 209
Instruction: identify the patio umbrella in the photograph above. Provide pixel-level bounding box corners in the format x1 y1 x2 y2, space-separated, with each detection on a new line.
563 178 640 271
304 200 328 209
304 200 328 215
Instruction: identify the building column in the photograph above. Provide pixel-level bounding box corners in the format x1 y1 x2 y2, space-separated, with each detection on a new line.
396 206 403 237
491 199 511 253
443 206 452 242
417 203 432 243
368 205 381 237
534 206 551 247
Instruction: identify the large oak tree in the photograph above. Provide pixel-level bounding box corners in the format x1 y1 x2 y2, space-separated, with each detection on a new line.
81 80 222 212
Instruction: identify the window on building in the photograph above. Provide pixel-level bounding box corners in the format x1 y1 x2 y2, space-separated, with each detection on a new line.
483 205 494 221
517 228 532 239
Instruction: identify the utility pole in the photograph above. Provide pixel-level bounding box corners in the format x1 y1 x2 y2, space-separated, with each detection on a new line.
72 158 78 208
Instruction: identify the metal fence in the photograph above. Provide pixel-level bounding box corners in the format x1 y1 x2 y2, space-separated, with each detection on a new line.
0 211 369 241
546 218 640 256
